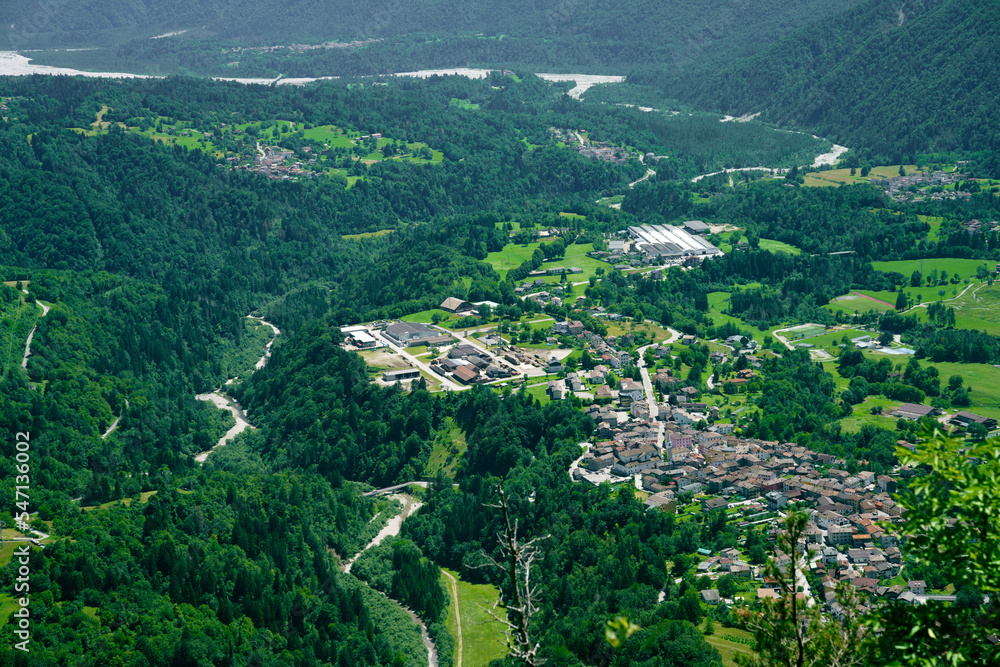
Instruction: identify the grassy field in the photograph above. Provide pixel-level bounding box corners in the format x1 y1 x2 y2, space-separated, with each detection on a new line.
525 383 552 405
604 319 675 344
0 594 19 624
485 242 543 279
80 490 159 512
705 291 772 344
919 214 944 242
839 395 904 433
758 239 801 255
699 620 756 667
902 282 1000 336
871 258 991 281
596 194 624 207
424 418 467 479
801 164 920 188
824 292 897 315
449 98 480 110
828 354 1000 424
897 359 1000 419
342 229 395 241
485 241 607 284
400 309 460 326
441 568 508 667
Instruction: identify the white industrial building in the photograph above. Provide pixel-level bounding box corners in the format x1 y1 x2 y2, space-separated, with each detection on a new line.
627 224 723 260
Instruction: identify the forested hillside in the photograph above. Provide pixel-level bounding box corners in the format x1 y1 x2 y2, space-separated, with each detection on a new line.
634 0 1000 158
1 54 999 666
8 0 862 75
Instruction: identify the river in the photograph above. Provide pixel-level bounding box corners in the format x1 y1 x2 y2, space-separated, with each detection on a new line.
0 51 622 98
344 493 439 667
194 316 280 463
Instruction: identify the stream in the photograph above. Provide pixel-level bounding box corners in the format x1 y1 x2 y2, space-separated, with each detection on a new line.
346 494 439 667
194 316 280 463
20 300 50 369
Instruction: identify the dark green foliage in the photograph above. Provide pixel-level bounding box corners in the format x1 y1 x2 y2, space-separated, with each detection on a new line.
233 320 440 485
635 0 1000 158
10 0 861 77
609 620 721 667
0 472 421 666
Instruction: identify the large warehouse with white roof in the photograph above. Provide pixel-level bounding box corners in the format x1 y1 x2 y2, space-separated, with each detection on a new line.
627 224 723 260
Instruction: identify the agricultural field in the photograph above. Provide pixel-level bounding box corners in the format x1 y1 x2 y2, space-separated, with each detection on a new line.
801 164 920 188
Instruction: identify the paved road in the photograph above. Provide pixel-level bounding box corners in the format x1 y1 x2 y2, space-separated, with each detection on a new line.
636 343 665 451
376 331 468 391
635 325 679 452
568 443 591 479
629 168 656 188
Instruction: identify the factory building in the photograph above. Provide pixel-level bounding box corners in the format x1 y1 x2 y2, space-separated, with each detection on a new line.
627 224 723 261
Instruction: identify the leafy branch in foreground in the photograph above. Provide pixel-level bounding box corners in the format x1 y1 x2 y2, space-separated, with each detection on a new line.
736 510 873 667
870 428 1000 666
478 484 550 667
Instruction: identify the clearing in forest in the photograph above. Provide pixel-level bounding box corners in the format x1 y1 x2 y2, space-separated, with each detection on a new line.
441 568 507 667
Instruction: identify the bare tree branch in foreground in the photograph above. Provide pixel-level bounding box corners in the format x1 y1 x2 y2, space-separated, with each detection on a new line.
478 484 550 667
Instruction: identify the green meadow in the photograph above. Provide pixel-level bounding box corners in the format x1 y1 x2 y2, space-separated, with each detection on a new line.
871 258 991 281
441 568 508 667
758 239 801 255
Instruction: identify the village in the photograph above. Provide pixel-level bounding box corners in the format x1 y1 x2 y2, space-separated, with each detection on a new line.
569 357 970 615
550 127 633 164
331 221 998 626
875 168 972 203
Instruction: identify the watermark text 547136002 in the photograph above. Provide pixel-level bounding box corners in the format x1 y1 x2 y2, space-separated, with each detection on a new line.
10 431 33 653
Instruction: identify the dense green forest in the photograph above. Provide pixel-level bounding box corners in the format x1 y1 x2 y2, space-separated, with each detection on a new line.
634 0 1000 159
0 56 999 666
8 0 861 75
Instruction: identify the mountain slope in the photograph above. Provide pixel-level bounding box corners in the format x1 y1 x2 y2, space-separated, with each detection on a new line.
633 0 1000 157
5 0 863 71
